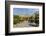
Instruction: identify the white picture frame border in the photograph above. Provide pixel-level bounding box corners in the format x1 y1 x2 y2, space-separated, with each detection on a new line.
9 5 43 33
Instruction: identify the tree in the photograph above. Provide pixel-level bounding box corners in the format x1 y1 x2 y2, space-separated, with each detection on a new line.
35 13 39 24
28 16 34 23
13 15 21 24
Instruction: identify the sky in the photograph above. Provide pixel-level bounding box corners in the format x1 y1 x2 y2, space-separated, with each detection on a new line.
13 8 39 16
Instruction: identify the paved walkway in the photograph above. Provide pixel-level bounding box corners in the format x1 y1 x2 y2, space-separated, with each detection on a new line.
13 21 37 27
